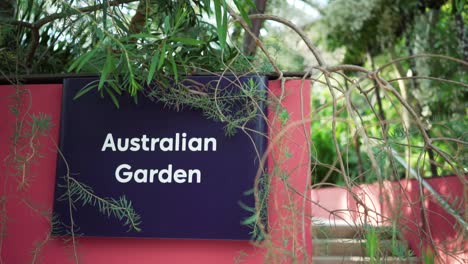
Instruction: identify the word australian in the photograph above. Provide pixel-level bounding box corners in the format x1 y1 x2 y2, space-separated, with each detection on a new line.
101 133 217 184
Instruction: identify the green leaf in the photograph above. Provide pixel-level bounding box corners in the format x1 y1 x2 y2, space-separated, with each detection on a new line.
102 0 108 30
455 0 465 13
238 201 256 213
68 48 98 72
113 17 129 33
73 83 97 100
221 0 228 47
214 0 227 49
214 0 222 31
105 87 120 108
98 49 113 91
244 0 256 9
147 51 160 85
129 33 162 39
241 214 257 225
234 0 252 27
172 37 203 46
157 42 166 70
243 188 254 195
170 56 178 82
163 16 170 34
107 81 122 95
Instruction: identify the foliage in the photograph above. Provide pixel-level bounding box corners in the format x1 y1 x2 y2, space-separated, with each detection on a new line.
0 0 253 102
365 226 380 263
57 176 142 232
239 172 269 241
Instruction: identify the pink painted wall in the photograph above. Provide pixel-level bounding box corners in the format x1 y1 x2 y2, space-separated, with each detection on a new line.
311 176 467 263
0 79 311 264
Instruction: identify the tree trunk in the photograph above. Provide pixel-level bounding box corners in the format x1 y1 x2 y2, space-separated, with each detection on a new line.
452 0 467 61
242 0 267 56
366 50 386 129
129 0 147 34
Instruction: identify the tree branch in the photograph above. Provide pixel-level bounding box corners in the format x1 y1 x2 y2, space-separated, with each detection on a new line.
226 6 283 77
35 0 138 28
0 0 138 29
300 0 325 15
0 19 33 28
248 14 325 66
1 0 139 72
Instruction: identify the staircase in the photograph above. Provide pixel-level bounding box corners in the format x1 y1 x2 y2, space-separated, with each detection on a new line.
312 218 419 263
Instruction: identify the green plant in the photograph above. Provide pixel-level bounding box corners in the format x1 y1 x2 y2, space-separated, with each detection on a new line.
57 177 142 232
365 226 380 263
423 246 435 264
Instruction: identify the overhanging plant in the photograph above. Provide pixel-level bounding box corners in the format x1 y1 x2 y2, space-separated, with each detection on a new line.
1 0 466 263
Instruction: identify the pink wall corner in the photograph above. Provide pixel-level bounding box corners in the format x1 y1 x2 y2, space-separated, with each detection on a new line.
0 79 312 264
267 79 312 263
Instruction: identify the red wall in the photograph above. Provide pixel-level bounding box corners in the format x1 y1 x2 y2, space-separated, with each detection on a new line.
0 80 311 264
311 176 467 263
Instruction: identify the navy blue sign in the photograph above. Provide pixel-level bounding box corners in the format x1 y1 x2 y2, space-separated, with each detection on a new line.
53 76 267 240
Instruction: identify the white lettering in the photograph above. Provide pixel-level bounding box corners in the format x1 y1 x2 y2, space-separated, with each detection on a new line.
117 138 129 151
158 164 173 183
134 169 147 183
141 134 150 151
204 137 217 151
115 164 133 183
188 138 202 151
130 137 141 151
160 138 173 152
188 169 201 183
101 133 116 151
173 169 187 183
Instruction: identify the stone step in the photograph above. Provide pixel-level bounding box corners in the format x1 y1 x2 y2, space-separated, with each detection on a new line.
312 219 398 240
313 239 398 256
313 223 362 239
312 256 420 264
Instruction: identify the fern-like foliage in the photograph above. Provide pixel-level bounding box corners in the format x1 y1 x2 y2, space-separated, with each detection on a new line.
58 177 142 232
146 76 267 136
239 172 269 241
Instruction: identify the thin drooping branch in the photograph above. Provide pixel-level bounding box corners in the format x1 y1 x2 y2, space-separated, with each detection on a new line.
387 76 468 88
375 72 466 182
248 14 325 67
0 0 137 28
376 53 468 72
300 0 325 15
34 0 138 28
0 19 33 28
226 6 282 77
